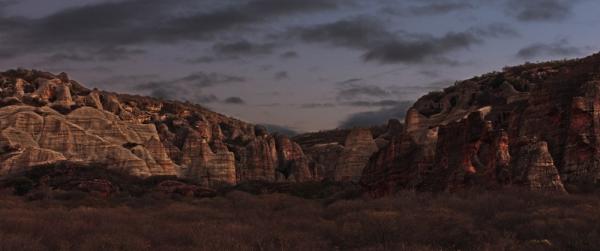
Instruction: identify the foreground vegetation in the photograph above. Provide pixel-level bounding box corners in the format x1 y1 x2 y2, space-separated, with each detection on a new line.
0 164 598 250
1 187 600 251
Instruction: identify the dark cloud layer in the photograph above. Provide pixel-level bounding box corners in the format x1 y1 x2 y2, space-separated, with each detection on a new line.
211 40 277 59
505 0 576 22
516 40 582 59
259 124 300 136
336 85 390 101
290 16 517 64
408 2 474 15
382 2 474 16
339 101 413 128
0 0 534 66
343 100 405 107
0 0 346 57
44 46 145 62
280 51 299 59
300 103 336 109
134 71 245 103
274 71 289 80
223 96 246 104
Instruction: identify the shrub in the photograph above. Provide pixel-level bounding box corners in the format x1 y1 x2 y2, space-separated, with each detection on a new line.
4 177 35 196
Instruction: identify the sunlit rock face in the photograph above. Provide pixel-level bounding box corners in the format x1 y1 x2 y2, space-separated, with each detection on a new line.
361 53 600 195
0 69 316 185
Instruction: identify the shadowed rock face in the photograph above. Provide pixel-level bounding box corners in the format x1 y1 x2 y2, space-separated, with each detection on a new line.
295 127 384 182
334 128 378 182
0 69 314 185
362 53 600 195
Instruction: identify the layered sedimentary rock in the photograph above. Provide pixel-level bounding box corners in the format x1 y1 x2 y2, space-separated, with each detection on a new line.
231 127 315 182
361 117 437 196
302 143 344 180
512 139 566 192
334 129 378 181
362 54 600 195
181 130 237 185
0 69 316 185
294 127 383 182
6 53 600 193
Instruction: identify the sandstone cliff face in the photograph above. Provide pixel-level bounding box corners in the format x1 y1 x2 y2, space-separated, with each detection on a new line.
5 53 600 194
362 54 600 194
295 127 381 182
334 128 378 181
230 127 315 183
0 69 314 185
512 139 566 192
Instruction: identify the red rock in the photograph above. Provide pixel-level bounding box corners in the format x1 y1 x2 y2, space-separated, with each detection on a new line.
362 53 600 195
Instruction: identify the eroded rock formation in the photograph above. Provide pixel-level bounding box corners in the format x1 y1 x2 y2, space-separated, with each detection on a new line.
4 53 600 194
0 69 315 185
362 54 600 195
334 128 378 181
295 127 382 182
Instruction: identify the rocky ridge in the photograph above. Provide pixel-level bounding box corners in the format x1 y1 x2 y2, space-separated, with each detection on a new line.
361 53 600 195
0 69 318 185
4 52 600 195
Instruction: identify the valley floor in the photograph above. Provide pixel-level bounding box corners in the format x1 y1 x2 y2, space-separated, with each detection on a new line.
0 189 599 251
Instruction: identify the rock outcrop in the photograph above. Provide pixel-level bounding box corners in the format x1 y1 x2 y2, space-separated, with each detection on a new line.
5 53 600 194
0 69 315 185
361 54 600 195
334 128 378 181
294 127 382 182
512 139 566 192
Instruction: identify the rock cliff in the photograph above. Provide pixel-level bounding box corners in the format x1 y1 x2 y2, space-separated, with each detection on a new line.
0 69 314 185
362 53 600 195
5 53 600 194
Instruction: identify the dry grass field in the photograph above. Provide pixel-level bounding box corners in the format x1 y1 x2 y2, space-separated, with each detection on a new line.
1 187 600 251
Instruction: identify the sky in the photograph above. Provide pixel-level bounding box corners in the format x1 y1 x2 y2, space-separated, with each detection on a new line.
0 0 598 133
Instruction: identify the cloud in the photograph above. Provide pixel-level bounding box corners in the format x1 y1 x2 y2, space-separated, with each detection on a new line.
336 78 363 85
196 94 220 104
408 2 474 15
259 124 301 136
274 71 289 80
44 46 145 62
0 0 14 12
280 51 299 59
362 32 481 64
419 70 441 78
470 23 520 38
291 16 393 49
290 16 517 64
516 40 582 59
335 78 391 101
342 100 405 107
185 56 217 64
300 103 336 108
0 0 347 57
212 39 277 58
176 72 245 88
133 71 245 103
339 101 414 128
336 85 390 101
382 2 474 16
505 0 577 22
223 96 246 104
